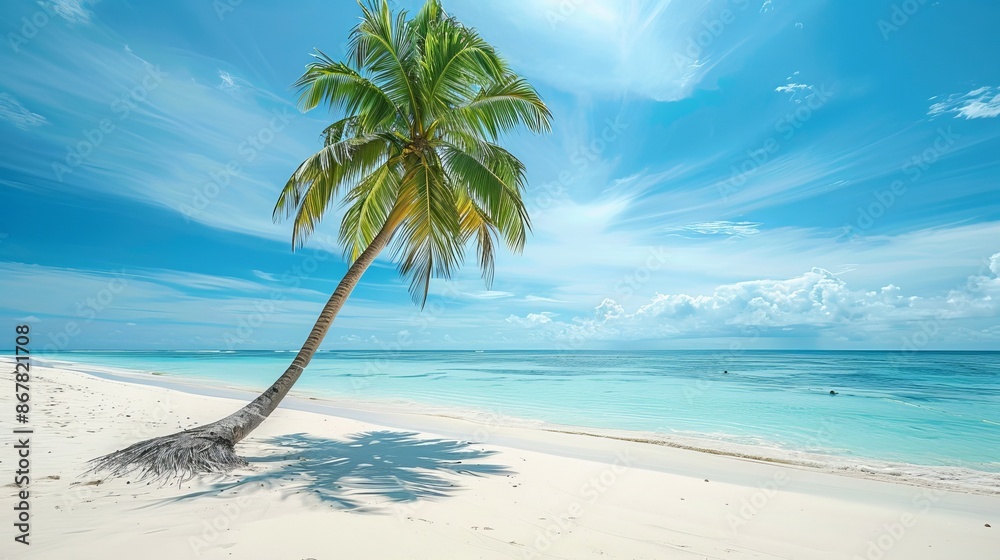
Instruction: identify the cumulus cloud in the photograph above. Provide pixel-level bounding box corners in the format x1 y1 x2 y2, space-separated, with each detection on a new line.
506 255 1000 342
0 94 48 131
928 86 1000 120
943 253 1000 318
506 312 555 328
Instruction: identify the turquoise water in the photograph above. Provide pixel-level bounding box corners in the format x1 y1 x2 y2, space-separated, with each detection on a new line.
41 350 1000 474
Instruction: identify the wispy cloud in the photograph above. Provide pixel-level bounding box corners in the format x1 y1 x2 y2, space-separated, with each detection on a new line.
42 0 98 24
524 295 565 303
929 86 1000 120
775 77 816 103
252 269 279 282
664 221 762 237
218 70 240 92
463 290 516 300
451 0 817 102
0 26 322 242
0 94 48 130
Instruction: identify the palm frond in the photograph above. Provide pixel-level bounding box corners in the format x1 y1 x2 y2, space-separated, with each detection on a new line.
295 51 401 131
440 140 530 253
419 18 507 117
339 158 403 262
274 134 391 249
390 153 463 305
433 74 552 140
456 190 498 287
349 0 422 124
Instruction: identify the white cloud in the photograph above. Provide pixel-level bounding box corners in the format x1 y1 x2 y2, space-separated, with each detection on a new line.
525 295 565 303
0 94 48 130
775 81 815 103
664 221 762 237
42 0 97 24
0 261 406 350
505 253 1000 343
252 270 279 282
218 70 240 92
0 29 325 242
452 0 812 102
775 83 809 93
506 312 555 328
928 86 1000 120
464 290 515 300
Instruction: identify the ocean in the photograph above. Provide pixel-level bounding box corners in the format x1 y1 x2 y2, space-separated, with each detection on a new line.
37 350 1000 483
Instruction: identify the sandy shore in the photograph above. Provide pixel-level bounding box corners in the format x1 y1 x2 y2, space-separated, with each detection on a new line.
3 362 997 559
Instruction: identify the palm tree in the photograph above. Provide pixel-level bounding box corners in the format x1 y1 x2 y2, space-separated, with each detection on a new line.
91 0 551 481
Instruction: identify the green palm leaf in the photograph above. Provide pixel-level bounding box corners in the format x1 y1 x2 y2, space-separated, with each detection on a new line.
276 0 552 305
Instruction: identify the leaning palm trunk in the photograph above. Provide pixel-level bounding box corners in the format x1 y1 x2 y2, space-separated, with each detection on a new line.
90 0 551 482
89 225 394 481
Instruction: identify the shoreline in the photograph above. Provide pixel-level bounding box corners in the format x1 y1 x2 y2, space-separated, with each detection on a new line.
6 360 999 559
33 360 1000 495
27 356 1000 496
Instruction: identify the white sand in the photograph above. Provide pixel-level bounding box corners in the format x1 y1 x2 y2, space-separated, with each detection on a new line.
3 362 997 559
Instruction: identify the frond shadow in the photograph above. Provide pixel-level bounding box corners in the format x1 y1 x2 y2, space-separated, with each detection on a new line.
168 430 510 512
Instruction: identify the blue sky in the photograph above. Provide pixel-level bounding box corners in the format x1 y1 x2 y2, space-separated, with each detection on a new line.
1 0 999 351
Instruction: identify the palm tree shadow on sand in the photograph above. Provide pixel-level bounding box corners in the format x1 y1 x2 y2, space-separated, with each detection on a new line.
167 430 510 512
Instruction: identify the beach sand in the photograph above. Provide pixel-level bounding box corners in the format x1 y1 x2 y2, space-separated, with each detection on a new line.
4 362 997 559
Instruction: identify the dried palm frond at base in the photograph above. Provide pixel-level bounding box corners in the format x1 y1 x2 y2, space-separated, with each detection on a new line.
87 427 247 484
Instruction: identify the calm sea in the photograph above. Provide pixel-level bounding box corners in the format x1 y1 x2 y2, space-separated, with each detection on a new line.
38 350 1000 478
